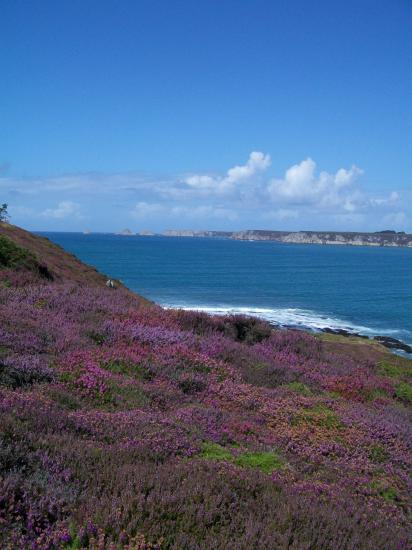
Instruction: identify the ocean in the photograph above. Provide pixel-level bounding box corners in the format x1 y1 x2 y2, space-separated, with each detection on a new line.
42 233 412 346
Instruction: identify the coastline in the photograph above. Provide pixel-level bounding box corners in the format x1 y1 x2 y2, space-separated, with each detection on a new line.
164 303 412 356
162 229 412 248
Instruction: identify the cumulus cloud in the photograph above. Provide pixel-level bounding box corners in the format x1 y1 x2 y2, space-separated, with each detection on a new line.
2 151 408 232
267 158 364 211
41 201 82 219
184 151 271 194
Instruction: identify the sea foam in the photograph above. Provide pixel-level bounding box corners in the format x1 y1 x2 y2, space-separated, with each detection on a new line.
164 303 408 340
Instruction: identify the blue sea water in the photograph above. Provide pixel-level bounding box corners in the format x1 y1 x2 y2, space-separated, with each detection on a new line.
41 233 412 345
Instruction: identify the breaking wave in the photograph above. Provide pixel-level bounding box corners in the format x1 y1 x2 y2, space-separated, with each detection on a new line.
164 303 411 342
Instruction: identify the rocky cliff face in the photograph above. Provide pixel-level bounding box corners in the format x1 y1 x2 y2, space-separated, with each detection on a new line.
163 229 412 247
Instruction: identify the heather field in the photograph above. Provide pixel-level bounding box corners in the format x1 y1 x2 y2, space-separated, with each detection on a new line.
0 229 411 549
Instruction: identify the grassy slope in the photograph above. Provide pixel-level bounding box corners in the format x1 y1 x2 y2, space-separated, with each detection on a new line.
0 223 150 304
0 223 116 286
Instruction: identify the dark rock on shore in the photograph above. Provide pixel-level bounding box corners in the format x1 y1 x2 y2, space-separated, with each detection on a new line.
373 336 412 354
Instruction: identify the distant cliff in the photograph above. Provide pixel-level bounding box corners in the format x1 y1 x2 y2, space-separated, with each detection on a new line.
163 229 412 247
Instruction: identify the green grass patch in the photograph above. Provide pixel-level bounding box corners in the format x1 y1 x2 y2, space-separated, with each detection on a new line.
48 388 82 411
379 486 398 503
192 363 212 374
378 360 412 381
103 359 152 380
199 442 233 461
199 443 284 473
378 361 403 378
368 388 390 402
369 481 398 503
98 382 149 410
291 404 341 429
368 445 389 464
395 382 412 404
286 381 313 396
234 451 283 473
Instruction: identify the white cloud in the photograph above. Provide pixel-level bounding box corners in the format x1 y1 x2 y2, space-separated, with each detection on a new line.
267 158 364 211
184 151 271 194
41 201 82 219
369 191 399 206
2 152 408 232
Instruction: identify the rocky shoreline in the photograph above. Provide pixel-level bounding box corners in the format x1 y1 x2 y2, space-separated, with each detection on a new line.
163 229 412 248
293 325 412 354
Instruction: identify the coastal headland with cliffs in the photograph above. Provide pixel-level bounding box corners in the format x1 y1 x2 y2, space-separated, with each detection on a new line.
162 229 412 247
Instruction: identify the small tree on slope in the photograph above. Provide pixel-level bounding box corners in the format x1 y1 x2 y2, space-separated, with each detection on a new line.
0 203 9 222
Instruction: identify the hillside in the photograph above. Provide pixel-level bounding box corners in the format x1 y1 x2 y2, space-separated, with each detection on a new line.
0 223 133 290
0 226 411 549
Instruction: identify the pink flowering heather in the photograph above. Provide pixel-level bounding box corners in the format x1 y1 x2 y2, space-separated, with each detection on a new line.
1 226 411 549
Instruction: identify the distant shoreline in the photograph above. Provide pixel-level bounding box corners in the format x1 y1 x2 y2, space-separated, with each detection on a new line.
38 229 412 248
161 229 412 248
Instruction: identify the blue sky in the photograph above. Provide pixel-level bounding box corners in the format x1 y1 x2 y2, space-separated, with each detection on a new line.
1 0 411 232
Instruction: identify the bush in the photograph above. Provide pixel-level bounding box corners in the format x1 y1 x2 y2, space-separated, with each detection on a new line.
178 375 207 394
222 315 273 344
0 234 34 268
0 356 54 388
0 235 53 279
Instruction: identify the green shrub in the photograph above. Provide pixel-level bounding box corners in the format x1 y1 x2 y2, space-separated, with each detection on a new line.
0 235 34 268
0 234 53 279
178 377 207 394
86 330 107 345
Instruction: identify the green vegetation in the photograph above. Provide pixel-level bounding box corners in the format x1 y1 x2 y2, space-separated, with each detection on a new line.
0 234 35 268
107 360 152 381
0 203 8 222
291 404 341 429
395 382 412 404
1 225 411 549
103 382 149 410
199 442 283 473
378 361 403 378
234 451 283 473
286 381 313 396
199 442 233 461
369 481 399 503
379 486 398 503
86 330 107 345
369 445 390 464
